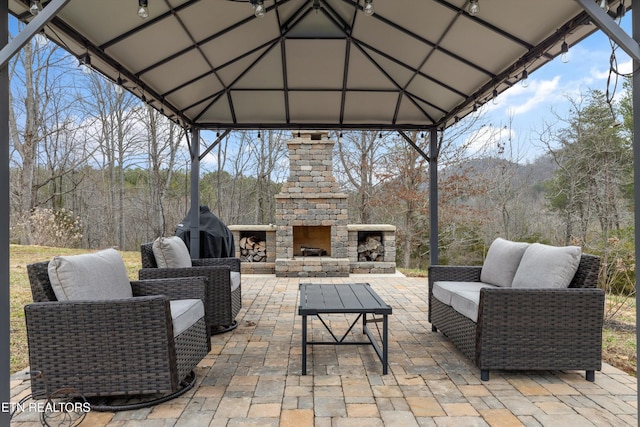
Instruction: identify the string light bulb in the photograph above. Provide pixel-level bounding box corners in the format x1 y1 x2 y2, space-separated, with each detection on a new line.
35 31 48 48
492 88 499 105
468 0 479 16
138 0 149 19
29 0 42 16
253 0 266 18
560 41 569 63
115 75 124 94
79 53 92 75
520 69 529 88
599 0 609 13
364 0 374 16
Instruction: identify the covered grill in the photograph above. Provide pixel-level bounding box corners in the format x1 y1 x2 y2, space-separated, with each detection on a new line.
176 206 235 258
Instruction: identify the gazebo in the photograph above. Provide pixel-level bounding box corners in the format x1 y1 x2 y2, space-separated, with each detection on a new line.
1 0 639 423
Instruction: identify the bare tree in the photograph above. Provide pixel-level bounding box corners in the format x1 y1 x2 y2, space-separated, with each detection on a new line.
8 33 86 243
335 130 388 223
82 72 141 248
249 130 287 224
144 105 186 236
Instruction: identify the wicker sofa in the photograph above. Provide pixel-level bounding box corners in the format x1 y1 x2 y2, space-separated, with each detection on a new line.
140 239 242 334
428 239 604 381
25 249 211 409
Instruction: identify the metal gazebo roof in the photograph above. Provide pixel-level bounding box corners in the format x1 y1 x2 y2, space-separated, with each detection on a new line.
6 0 623 130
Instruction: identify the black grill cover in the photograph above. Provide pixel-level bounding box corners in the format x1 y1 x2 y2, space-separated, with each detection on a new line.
175 205 235 258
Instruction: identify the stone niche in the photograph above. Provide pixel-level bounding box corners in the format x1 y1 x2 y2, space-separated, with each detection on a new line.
347 224 396 274
228 224 276 275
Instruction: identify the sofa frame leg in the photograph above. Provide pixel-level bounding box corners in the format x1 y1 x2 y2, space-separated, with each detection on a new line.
586 370 595 382
480 370 490 381
431 325 437 332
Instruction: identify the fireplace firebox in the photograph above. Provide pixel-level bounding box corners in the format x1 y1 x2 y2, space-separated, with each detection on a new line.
294 226 331 257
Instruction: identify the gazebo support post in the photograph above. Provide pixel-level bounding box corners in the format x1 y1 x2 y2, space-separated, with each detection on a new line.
429 128 439 266
633 3 640 415
190 127 201 259
0 0 9 423
396 129 439 266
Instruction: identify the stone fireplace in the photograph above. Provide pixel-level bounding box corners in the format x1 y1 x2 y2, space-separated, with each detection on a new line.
274 131 350 277
229 131 396 276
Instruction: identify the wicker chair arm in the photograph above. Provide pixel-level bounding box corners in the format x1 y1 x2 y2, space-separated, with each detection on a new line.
193 257 240 271
479 287 605 320
131 276 208 302
477 287 605 368
24 296 177 396
428 265 482 290
139 266 233 296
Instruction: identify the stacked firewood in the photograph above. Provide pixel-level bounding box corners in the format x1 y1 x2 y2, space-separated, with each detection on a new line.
239 236 267 262
358 235 384 262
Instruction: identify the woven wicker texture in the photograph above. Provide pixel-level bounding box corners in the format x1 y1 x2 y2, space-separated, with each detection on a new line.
25 261 210 399
140 243 242 334
428 254 604 380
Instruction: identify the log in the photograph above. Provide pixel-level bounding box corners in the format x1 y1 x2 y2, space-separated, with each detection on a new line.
239 235 267 262
357 235 384 262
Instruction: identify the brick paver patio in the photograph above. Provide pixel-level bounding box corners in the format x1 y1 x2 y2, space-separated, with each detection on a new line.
9 274 638 426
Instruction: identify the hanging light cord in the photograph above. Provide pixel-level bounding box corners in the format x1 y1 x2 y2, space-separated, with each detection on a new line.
604 7 635 121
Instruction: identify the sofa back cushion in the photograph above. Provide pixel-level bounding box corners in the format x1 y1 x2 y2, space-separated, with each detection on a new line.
480 238 530 287
48 248 133 301
152 236 193 268
511 243 582 289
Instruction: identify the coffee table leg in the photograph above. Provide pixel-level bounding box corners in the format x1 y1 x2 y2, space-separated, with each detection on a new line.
382 314 388 375
302 314 307 375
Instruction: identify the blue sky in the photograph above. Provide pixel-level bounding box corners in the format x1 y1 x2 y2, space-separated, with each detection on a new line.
468 14 633 162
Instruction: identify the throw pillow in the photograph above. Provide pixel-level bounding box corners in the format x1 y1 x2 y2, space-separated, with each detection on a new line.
48 248 133 301
511 243 582 289
480 238 530 287
153 236 193 268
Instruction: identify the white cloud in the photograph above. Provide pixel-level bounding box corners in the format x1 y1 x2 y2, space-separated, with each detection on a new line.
506 76 562 116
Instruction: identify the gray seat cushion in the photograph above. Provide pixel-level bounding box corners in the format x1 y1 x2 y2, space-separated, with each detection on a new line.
450 290 481 323
480 238 530 287
230 271 241 292
432 281 496 306
48 248 133 301
169 299 205 337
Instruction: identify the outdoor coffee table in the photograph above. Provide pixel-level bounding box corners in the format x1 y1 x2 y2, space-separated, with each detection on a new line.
298 283 392 375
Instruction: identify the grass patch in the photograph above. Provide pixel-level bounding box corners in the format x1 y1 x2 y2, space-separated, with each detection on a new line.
398 268 428 278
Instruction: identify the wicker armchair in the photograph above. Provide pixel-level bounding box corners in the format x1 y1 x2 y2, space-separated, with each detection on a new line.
429 254 604 381
140 242 242 334
25 260 211 410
